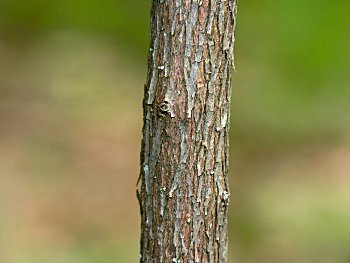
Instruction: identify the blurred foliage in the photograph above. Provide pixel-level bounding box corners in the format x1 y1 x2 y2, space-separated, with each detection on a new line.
0 0 349 263
0 0 151 54
233 0 350 149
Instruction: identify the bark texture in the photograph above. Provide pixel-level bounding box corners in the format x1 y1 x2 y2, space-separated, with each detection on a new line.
138 0 237 262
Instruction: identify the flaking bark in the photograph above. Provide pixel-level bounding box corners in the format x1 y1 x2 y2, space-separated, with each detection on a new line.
138 0 237 262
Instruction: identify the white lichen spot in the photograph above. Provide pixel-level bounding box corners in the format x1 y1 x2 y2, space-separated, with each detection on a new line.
197 162 203 176
223 191 230 201
158 65 165 70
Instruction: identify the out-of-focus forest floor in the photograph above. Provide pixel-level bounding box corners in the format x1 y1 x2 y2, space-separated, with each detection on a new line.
0 34 143 262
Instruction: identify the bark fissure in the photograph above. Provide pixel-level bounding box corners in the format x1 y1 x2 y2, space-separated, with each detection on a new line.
139 0 237 262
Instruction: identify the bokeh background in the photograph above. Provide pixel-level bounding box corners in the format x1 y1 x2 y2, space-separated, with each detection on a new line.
1 1 350 262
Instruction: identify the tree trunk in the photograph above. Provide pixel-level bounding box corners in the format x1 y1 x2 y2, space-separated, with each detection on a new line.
138 0 237 262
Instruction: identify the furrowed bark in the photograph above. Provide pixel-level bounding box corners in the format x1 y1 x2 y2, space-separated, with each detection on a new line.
138 0 237 262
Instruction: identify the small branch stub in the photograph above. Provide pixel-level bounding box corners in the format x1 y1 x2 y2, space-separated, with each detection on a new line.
159 101 171 114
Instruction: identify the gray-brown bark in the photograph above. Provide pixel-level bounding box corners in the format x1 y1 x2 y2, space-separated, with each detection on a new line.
138 0 237 262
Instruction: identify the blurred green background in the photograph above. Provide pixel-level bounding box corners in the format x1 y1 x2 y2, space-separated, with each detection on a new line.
0 1 350 262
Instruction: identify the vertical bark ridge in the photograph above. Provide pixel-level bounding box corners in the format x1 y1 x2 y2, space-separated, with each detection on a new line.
139 0 238 262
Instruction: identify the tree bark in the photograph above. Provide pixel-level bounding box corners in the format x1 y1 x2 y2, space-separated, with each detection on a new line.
138 0 237 262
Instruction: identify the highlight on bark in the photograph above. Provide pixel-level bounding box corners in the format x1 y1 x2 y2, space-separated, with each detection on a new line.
138 0 238 262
